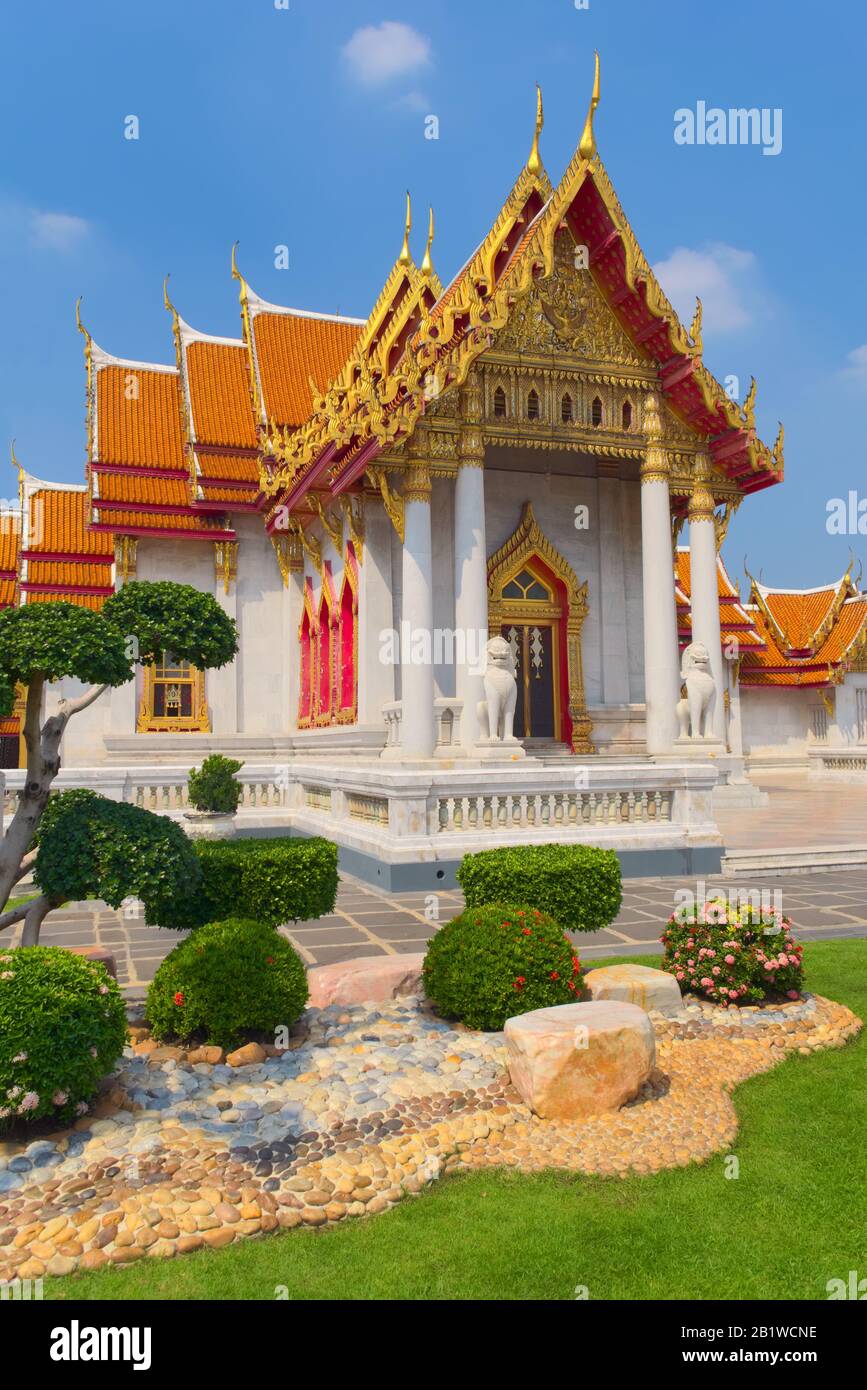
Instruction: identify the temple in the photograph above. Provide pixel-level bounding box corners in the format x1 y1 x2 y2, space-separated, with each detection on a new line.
3 59 866 885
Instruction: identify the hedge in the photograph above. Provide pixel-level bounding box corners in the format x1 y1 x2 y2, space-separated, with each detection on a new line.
457 843 622 934
192 836 338 927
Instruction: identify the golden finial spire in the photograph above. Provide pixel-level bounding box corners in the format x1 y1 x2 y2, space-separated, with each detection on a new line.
578 50 601 161
163 273 177 317
75 295 90 346
527 83 544 175
10 440 23 510
743 376 757 430
421 207 435 277
230 240 249 304
689 297 703 354
398 191 412 266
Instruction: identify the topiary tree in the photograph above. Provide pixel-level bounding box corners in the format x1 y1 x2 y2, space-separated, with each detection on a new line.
0 582 237 944
187 753 244 814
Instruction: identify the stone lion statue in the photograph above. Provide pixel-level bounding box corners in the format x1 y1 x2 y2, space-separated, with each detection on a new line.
476 635 518 742
676 641 716 739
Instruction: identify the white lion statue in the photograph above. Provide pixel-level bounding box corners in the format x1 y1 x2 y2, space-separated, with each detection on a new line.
676 641 717 739
476 635 518 742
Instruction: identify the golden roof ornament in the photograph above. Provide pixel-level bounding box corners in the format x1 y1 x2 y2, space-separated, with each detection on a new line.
398 191 412 267
689 297 703 355
578 50 601 161
527 83 544 175
743 376 757 430
421 206 435 278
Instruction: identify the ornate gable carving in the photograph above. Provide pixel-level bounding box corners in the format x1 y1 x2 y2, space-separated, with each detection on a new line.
494 232 649 368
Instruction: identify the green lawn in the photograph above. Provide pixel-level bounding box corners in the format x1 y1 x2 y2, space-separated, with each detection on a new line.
49 940 866 1301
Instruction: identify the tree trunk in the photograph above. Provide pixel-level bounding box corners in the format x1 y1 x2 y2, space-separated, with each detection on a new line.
20 894 55 946
0 677 110 913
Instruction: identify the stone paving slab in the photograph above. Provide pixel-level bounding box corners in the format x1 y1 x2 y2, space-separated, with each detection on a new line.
3 861 866 997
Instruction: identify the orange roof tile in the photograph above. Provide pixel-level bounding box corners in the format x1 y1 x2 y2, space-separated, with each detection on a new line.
96 366 185 469
195 454 259 482
186 342 258 449
28 489 113 557
26 560 112 588
96 473 190 508
252 313 360 427
25 590 107 611
759 586 839 653
0 514 21 573
0 579 17 608
90 506 229 533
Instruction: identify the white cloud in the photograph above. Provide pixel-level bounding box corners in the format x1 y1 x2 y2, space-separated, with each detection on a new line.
342 21 431 86
30 210 90 252
652 242 757 334
393 89 430 114
841 345 867 388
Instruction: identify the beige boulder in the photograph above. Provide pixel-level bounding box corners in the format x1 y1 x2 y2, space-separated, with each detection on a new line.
306 953 425 1008
584 963 683 1017
505 1001 655 1121
225 1042 267 1068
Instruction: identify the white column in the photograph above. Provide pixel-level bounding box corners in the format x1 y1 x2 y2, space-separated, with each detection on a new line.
597 463 630 705
726 659 744 756
640 393 680 753
400 430 437 758
210 543 239 735
688 458 725 741
281 531 304 731
454 371 488 748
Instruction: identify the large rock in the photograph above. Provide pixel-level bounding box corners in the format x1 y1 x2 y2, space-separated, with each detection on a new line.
67 946 117 980
584 963 683 1017
306 953 425 1008
504 1001 655 1121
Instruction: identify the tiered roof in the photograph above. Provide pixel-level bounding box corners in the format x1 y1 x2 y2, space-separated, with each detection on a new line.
675 548 867 688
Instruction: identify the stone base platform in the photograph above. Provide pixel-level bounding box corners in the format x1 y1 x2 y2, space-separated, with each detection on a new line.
0 990 859 1283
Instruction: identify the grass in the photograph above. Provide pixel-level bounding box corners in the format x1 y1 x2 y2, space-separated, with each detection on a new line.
48 939 866 1301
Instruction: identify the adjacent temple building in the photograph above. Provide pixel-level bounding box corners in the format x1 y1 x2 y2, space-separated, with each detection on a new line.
2 60 866 886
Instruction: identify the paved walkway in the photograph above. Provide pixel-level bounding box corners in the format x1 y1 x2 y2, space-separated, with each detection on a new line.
11 865 867 997
715 770 867 850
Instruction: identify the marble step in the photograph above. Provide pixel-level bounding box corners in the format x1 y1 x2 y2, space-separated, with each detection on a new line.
721 844 867 877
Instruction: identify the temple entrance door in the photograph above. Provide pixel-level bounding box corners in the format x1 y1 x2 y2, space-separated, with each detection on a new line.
501 622 558 738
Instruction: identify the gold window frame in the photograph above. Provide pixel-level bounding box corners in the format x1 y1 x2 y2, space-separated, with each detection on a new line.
137 655 209 733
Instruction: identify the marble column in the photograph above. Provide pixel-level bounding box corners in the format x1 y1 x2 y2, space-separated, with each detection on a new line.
400 426 437 758
726 658 743 756
688 455 725 742
454 371 488 748
210 542 239 735
640 392 680 753
278 529 304 731
109 537 138 734
597 462 630 705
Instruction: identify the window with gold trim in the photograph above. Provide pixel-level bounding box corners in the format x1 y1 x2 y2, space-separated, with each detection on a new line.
137 653 209 733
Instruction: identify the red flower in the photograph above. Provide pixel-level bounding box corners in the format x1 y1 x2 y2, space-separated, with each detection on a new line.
173 991 185 1007
567 980 576 991
522 927 532 936
572 956 581 973
550 971 559 980
266 956 275 965
513 976 526 990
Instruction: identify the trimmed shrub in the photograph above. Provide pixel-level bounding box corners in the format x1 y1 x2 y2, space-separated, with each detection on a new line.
187 754 244 814
423 903 584 1030
661 898 805 1006
193 836 338 927
146 918 308 1048
35 788 209 932
0 946 127 1131
457 843 622 934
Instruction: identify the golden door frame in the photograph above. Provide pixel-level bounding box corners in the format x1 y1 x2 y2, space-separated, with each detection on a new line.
487 501 593 753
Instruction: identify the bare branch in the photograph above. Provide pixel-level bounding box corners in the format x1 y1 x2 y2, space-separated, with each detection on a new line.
0 901 33 933
21 894 56 946
58 683 110 719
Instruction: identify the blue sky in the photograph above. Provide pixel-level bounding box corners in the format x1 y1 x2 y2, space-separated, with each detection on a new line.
1 0 865 589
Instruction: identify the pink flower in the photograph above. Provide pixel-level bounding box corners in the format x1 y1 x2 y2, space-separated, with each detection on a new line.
12 1052 27 1062
725 955 735 965
0 971 14 980
712 966 721 976
52 1090 67 1106
728 990 738 999
99 984 109 995
787 989 800 1000
701 976 713 987
676 970 685 980
7 1086 21 1099
687 959 695 968
18 1092 39 1112
75 1101 88 1116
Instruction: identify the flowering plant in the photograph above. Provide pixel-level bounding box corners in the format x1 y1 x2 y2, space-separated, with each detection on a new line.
661 899 804 1006
0 947 126 1131
422 903 583 1030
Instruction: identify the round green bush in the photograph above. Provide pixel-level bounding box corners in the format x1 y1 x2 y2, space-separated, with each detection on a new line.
422 903 584 1031
0 947 127 1132
187 754 244 814
146 918 308 1048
